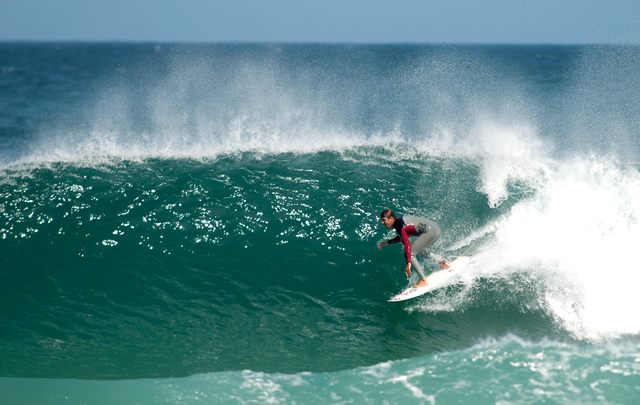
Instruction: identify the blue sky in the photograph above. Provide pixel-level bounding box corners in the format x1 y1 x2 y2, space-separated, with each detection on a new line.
1 0 639 44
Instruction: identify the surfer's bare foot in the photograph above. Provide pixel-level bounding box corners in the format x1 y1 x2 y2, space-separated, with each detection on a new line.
413 278 428 288
440 260 450 269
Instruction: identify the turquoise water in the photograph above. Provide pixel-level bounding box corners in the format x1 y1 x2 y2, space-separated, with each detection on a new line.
2 43 640 403
3 339 639 404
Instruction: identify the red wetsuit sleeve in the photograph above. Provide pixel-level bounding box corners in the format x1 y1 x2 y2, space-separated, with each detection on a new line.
388 236 401 244
400 225 417 263
401 227 412 263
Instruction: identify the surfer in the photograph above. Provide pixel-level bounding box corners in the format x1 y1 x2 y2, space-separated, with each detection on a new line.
378 209 449 288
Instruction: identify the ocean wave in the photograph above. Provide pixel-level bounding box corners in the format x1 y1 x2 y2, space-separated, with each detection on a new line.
3 44 640 393
2 152 639 380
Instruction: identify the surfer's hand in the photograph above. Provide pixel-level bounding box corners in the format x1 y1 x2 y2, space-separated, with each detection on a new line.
378 242 388 250
404 263 411 277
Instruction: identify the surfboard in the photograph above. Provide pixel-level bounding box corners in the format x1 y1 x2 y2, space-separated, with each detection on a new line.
387 256 471 302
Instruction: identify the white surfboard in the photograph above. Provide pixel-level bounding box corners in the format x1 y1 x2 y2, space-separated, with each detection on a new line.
387 256 471 302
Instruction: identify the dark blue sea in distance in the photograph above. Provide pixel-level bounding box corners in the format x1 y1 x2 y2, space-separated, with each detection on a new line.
1 42 640 404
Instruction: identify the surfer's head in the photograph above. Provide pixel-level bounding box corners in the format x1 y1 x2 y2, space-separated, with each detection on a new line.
380 209 396 228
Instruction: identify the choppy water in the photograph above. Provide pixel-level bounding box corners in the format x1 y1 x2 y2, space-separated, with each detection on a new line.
1 42 640 403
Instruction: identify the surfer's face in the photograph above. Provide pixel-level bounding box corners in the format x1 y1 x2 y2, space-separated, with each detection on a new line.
381 216 394 229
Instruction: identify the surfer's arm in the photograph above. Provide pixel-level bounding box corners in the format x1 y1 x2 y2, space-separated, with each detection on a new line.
379 236 400 250
387 236 401 244
400 228 412 263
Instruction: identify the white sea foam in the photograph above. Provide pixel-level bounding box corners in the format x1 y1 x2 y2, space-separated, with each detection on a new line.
501 158 640 341
443 150 640 342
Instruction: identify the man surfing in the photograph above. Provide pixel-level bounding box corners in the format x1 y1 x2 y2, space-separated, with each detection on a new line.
378 209 449 288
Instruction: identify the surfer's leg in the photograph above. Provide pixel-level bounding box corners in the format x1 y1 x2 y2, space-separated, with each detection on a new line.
410 229 442 287
411 227 441 257
410 255 427 286
410 256 427 279
418 251 449 268
419 250 446 261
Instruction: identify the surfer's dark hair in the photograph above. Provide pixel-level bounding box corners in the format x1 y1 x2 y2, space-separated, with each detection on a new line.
380 209 396 219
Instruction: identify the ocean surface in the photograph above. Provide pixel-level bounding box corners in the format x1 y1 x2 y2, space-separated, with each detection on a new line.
1 42 640 404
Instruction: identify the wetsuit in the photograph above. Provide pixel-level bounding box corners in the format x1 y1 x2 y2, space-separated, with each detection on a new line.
386 215 442 279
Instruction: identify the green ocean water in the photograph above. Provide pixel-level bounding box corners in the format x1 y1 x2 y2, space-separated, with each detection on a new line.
2 340 639 404
2 43 640 403
0 152 518 378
